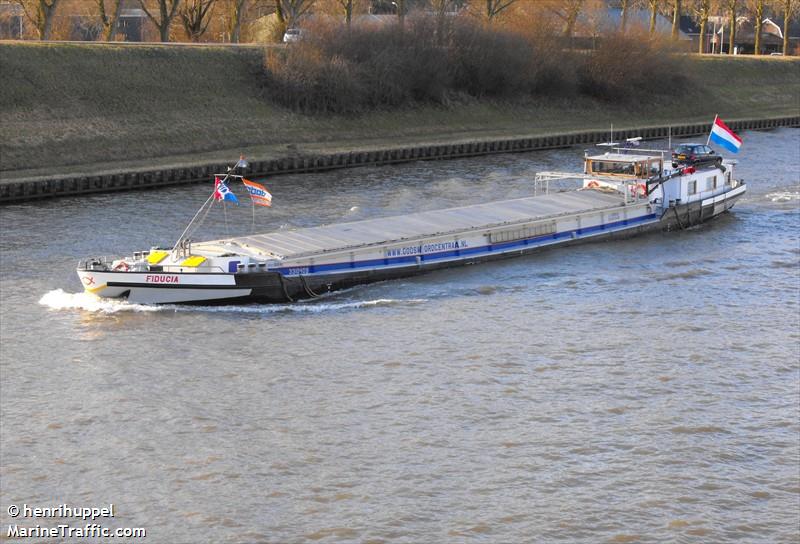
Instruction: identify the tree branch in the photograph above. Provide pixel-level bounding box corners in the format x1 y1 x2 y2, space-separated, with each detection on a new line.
137 0 159 26
168 0 181 20
16 0 36 25
492 0 517 16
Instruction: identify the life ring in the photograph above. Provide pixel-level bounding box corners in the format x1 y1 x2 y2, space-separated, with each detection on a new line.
587 180 600 188
113 261 129 272
631 183 647 198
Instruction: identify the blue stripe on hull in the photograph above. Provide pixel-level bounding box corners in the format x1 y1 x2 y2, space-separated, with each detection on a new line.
275 213 658 276
709 132 741 154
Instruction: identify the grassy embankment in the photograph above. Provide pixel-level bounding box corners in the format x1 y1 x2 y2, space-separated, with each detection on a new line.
0 42 798 181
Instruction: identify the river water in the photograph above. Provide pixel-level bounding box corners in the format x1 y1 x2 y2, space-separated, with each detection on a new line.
1 128 798 543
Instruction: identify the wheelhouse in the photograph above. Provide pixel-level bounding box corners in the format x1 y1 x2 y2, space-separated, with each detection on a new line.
584 153 663 180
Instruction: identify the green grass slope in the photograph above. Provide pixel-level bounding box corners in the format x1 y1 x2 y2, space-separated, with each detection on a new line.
1 43 798 179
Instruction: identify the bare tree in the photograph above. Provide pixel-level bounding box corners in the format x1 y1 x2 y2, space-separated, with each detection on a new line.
646 0 661 34
566 1 583 37
16 0 61 40
337 0 354 27
431 0 453 43
279 0 313 28
484 0 517 20
138 0 182 41
751 0 764 54
693 0 712 52
180 0 215 41
397 0 405 29
551 0 584 37
671 0 681 39
620 0 631 31
780 0 798 54
95 0 123 40
272 0 286 37
222 0 246 42
723 0 736 52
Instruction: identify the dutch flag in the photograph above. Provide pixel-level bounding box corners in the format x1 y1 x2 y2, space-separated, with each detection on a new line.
709 116 742 154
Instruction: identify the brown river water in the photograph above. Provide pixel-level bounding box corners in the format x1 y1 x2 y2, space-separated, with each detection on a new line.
1 128 798 543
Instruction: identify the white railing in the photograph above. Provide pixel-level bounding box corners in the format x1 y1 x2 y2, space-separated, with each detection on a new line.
533 171 593 196
162 265 228 274
78 256 115 270
533 171 650 205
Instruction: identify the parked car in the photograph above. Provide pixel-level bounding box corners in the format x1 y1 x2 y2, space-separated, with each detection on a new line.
283 28 304 43
672 143 722 168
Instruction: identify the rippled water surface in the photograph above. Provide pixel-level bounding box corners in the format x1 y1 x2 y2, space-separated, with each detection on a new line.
1 129 799 543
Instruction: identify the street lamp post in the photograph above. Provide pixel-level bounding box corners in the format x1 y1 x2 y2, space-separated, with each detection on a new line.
711 20 717 53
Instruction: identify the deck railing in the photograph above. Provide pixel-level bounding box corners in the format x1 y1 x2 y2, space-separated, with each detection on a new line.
533 171 650 205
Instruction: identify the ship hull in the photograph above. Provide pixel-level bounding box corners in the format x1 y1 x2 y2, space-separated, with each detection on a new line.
76 188 743 305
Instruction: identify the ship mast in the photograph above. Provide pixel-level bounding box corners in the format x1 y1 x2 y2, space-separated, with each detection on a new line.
171 157 247 257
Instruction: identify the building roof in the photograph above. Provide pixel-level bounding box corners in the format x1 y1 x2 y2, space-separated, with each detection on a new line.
0 2 23 16
575 6 691 40
681 13 800 39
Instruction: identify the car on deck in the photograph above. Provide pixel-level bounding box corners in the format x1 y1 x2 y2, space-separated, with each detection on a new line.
672 143 722 168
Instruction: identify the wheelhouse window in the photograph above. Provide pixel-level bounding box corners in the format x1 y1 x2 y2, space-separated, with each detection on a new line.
688 180 697 195
706 176 716 191
590 161 636 176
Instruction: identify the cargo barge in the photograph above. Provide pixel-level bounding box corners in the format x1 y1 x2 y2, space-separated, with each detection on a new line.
77 146 745 304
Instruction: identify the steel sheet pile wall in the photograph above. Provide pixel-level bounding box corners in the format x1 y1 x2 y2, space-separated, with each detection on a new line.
1 116 797 203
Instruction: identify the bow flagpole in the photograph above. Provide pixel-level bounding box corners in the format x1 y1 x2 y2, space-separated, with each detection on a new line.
171 156 247 254
171 192 215 256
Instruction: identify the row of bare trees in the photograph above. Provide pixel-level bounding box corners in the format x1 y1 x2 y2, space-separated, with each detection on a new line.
689 0 797 54
11 0 311 42
8 0 799 54
554 0 796 54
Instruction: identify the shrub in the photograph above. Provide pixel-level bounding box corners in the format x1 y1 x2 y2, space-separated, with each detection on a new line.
262 19 688 113
578 31 688 102
448 21 535 97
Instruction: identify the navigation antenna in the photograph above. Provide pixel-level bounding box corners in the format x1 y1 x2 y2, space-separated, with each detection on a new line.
597 123 619 148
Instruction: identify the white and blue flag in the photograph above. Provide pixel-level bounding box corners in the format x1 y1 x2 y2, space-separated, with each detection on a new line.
213 177 239 205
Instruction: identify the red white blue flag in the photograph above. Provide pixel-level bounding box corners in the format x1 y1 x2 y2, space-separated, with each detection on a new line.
213 176 239 204
709 116 742 154
242 179 272 207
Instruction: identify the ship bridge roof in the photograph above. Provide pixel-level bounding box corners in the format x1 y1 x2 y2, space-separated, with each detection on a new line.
587 153 660 162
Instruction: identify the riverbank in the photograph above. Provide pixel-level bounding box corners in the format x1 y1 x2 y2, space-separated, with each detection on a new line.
2 115 797 203
1 42 798 200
